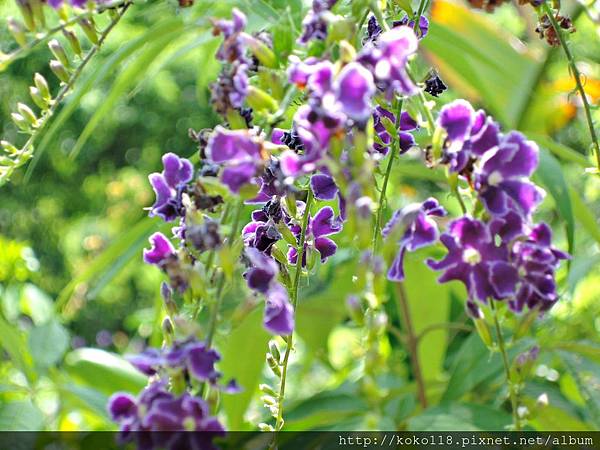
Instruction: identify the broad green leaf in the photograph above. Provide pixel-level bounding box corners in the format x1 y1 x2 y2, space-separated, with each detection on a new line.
407 402 511 431
402 250 453 383
28 320 70 369
64 348 147 396
535 149 574 255
219 308 270 430
442 332 530 402
526 133 590 167
284 387 368 430
0 400 44 431
20 284 53 324
558 351 600 428
59 384 110 420
0 313 35 382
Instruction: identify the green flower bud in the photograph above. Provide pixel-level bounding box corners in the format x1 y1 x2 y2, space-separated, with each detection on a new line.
78 17 99 44
17 103 38 127
50 60 70 83
266 353 281 377
63 29 82 57
16 2 35 32
268 340 281 363
11 113 30 131
1 140 19 154
8 18 27 47
34 73 51 100
29 87 48 110
48 39 70 68
246 86 278 112
259 383 278 396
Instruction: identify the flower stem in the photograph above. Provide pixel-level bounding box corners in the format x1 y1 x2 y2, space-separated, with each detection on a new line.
0 2 131 186
395 282 428 408
372 99 403 254
541 1 600 171
272 189 313 436
205 198 244 348
490 301 520 431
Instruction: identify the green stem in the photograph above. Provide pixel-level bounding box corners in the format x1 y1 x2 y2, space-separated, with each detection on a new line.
272 190 313 436
395 283 427 408
1 0 131 69
205 198 244 348
491 301 520 431
541 2 600 171
372 99 403 254
0 2 130 186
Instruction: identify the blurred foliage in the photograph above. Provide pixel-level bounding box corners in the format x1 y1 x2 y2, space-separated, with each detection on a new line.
0 0 599 433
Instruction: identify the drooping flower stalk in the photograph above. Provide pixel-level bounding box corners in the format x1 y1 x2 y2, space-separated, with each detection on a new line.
0 2 131 186
490 301 521 430
540 1 600 172
272 189 314 435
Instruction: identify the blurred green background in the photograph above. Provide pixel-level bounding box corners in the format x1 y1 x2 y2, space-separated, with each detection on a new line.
0 0 599 432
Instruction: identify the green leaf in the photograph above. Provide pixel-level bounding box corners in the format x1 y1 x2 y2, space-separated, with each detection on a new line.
558 351 600 428
402 249 455 383
28 320 70 369
68 22 189 159
219 309 270 430
569 187 600 246
20 284 53 324
64 348 147 396
59 384 110 420
423 3 539 128
284 386 368 430
535 149 574 255
56 217 158 312
408 402 511 431
442 332 530 402
0 313 35 382
0 400 44 430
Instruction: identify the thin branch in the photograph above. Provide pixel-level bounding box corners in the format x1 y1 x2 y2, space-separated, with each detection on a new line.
0 2 131 186
271 189 314 438
541 1 600 171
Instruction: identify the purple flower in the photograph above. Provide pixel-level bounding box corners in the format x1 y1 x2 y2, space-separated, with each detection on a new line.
395 15 429 39
108 384 225 449
148 153 193 222
310 173 339 200
244 247 278 293
510 223 568 312
474 132 545 217
383 198 446 281
334 62 375 123
373 106 418 155
424 72 447 97
143 232 175 266
427 217 519 303
206 126 265 193
127 339 222 384
298 0 338 44
359 27 419 99
213 8 249 64
263 283 294 335
242 210 282 253
437 100 501 173
287 205 342 266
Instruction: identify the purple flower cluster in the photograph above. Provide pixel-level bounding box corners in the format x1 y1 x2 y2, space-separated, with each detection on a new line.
372 105 419 155
421 100 567 313
244 248 294 335
211 9 250 116
299 0 338 44
108 382 224 450
127 338 222 383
